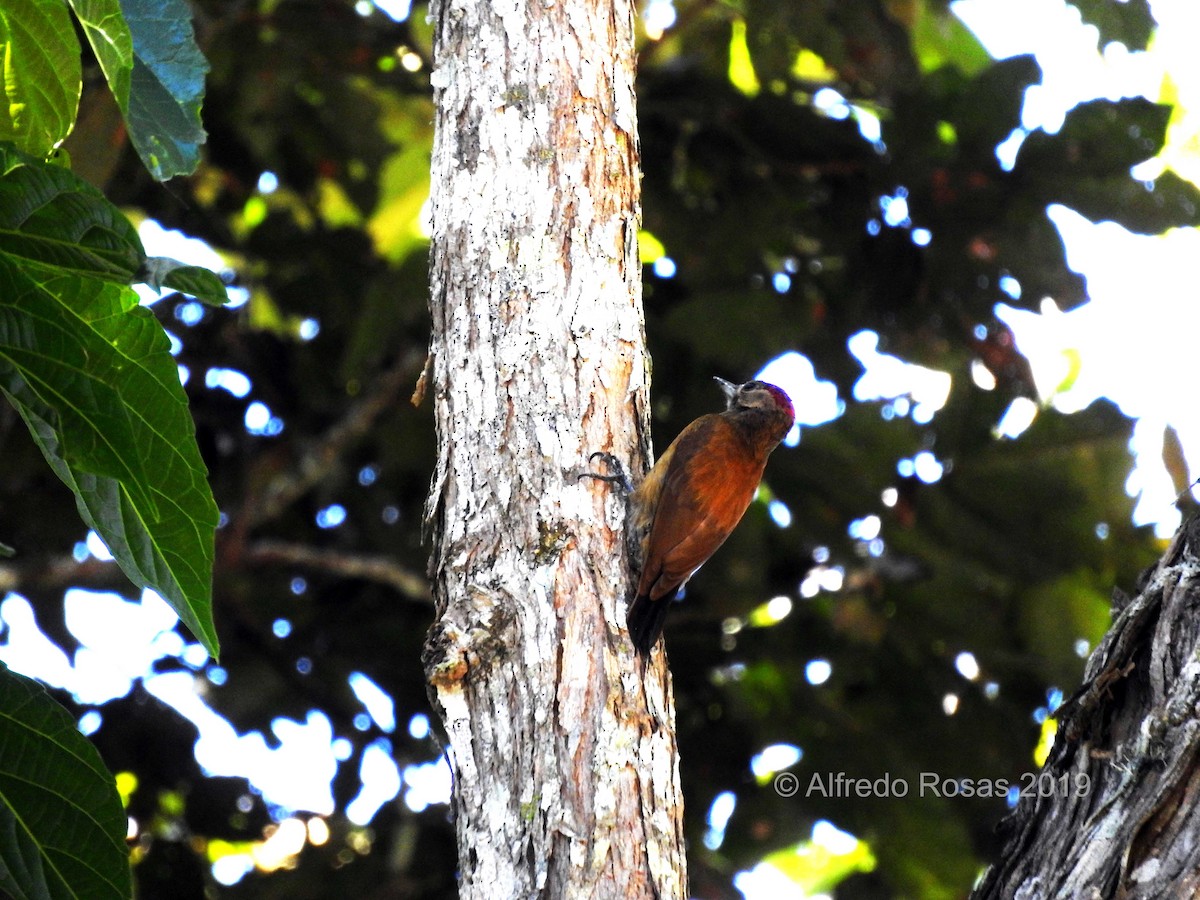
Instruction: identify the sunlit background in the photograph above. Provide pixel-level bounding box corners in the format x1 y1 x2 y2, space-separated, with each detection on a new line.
3 0 1200 895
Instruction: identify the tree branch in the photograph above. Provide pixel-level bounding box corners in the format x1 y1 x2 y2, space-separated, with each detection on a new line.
239 352 419 533
0 556 132 595
973 515 1200 898
242 540 431 603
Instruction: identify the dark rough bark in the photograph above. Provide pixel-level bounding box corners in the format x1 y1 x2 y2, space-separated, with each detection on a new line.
974 515 1200 899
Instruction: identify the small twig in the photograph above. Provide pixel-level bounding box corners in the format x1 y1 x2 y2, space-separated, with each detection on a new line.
411 351 432 407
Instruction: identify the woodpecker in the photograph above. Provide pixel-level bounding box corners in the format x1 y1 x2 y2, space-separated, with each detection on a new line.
599 377 795 654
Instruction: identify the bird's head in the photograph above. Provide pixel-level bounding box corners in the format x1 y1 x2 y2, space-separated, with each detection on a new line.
715 377 794 418
714 377 795 442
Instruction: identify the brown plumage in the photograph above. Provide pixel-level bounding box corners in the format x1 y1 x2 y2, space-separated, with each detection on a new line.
625 378 794 654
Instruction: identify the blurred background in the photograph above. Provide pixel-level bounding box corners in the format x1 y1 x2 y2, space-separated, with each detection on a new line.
2 0 1198 896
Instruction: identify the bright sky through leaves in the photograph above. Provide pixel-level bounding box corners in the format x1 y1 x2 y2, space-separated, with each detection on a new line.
954 0 1200 538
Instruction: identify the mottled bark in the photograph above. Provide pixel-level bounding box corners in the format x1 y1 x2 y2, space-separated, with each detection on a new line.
974 516 1200 899
421 0 686 897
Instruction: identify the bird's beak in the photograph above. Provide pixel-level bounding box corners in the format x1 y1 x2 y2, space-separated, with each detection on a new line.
713 376 739 401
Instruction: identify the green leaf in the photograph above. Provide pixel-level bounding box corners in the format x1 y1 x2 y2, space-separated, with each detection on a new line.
0 259 219 656
0 143 142 281
0 662 132 900
1070 0 1155 52
0 0 83 154
368 145 432 265
911 2 991 77
68 0 134 113
1017 97 1171 177
761 835 875 894
1041 170 1200 235
951 55 1041 156
1012 98 1200 234
139 258 228 306
1 145 231 298
119 0 209 180
0 264 157 516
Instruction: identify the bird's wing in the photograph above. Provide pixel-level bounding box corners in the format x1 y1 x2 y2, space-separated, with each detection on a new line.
636 418 761 600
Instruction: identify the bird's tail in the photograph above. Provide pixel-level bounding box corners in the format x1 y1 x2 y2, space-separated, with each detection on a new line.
626 594 672 655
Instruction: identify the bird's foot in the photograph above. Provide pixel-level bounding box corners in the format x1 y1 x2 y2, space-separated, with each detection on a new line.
579 452 632 494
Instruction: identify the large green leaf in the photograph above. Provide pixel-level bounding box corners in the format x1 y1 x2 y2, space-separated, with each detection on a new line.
0 144 142 280
1012 97 1200 234
119 0 208 180
0 663 131 900
0 145 227 303
67 0 134 113
0 264 155 516
0 259 219 656
0 0 82 154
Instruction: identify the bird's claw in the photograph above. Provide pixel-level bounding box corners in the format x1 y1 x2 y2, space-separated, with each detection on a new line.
580 452 632 494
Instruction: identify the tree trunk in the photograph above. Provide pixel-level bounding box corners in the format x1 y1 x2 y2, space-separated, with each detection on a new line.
420 0 687 897
973 515 1200 899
